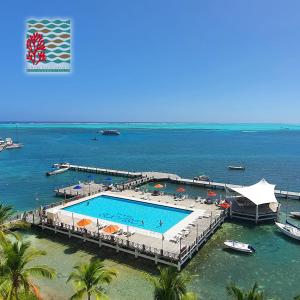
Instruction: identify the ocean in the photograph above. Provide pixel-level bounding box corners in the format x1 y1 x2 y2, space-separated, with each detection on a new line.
0 123 300 299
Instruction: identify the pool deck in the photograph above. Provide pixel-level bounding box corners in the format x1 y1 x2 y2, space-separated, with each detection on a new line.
37 190 226 270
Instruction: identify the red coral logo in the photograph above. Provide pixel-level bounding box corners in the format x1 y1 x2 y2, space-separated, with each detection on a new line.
26 32 47 65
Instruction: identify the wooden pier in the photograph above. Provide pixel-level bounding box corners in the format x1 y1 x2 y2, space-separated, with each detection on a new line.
54 163 300 200
63 163 142 178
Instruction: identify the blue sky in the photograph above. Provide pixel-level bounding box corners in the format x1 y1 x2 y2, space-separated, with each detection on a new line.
0 0 299 122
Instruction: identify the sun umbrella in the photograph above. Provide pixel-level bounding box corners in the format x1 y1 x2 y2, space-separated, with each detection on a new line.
73 185 82 190
220 202 231 209
176 187 185 193
103 224 119 234
207 190 217 197
77 218 92 227
154 183 164 189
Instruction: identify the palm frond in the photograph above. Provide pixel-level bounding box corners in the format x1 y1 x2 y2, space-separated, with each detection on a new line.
23 248 47 262
25 266 56 279
227 282 245 300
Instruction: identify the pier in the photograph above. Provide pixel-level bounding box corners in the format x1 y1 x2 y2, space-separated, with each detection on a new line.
64 163 142 178
55 163 300 200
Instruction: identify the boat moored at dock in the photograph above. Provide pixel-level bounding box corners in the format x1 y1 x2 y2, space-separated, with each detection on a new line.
194 175 211 181
290 212 300 219
275 222 300 241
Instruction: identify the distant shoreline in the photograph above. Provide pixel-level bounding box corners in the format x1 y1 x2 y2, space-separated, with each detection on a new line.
0 122 299 131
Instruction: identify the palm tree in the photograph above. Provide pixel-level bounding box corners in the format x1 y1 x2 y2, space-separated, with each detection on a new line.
0 239 56 300
67 259 117 300
227 282 265 300
146 266 194 300
0 204 28 241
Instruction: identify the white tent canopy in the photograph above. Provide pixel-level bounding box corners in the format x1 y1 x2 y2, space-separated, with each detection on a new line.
229 178 278 206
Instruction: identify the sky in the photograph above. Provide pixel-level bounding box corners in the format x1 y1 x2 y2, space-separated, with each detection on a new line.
0 0 299 123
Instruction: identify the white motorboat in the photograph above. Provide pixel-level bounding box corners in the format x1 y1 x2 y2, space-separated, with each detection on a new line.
224 240 255 253
228 165 245 170
275 222 300 241
290 212 300 220
194 175 211 181
1 138 23 149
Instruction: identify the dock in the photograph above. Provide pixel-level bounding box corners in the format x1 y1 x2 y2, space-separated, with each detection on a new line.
65 164 142 178
21 190 227 271
54 163 300 200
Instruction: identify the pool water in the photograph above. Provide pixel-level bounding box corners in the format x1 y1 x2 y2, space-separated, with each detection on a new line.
63 195 191 234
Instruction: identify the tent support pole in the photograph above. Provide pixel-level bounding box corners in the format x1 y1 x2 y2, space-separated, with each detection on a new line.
255 205 258 223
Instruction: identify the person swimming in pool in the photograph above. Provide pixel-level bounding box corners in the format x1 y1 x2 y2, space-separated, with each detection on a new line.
159 220 163 226
141 220 144 226
86 201 90 206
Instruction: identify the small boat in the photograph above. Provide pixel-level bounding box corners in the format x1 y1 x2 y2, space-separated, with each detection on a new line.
100 130 120 136
275 222 300 240
228 165 245 170
5 143 23 149
46 166 69 176
0 138 23 149
91 137 98 141
224 240 255 253
290 212 300 219
194 175 211 181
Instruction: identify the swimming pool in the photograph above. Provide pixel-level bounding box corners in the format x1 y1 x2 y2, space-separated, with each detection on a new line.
63 195 192 234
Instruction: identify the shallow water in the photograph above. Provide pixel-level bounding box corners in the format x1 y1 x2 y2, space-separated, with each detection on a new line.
1 123 300 299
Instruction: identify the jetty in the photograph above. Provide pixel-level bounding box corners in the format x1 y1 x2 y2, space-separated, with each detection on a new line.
54 163 300 200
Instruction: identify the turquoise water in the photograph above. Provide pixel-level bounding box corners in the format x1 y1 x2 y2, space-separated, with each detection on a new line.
1 122 300 299
63 195 191 233
2 122 300 131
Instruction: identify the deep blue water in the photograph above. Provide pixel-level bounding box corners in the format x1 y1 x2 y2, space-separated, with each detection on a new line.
63 195 191 233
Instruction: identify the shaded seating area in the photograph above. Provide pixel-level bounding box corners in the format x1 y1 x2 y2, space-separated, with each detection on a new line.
228 178 279 223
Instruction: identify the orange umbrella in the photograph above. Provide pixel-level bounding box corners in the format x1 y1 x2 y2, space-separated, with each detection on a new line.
103 224 119 234
154 183 164 189
176 187 185 193
220 202 231 209
207 190 217 197
77 218 92 227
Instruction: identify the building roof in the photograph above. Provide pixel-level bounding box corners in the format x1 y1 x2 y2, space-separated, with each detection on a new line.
229 178 278 206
